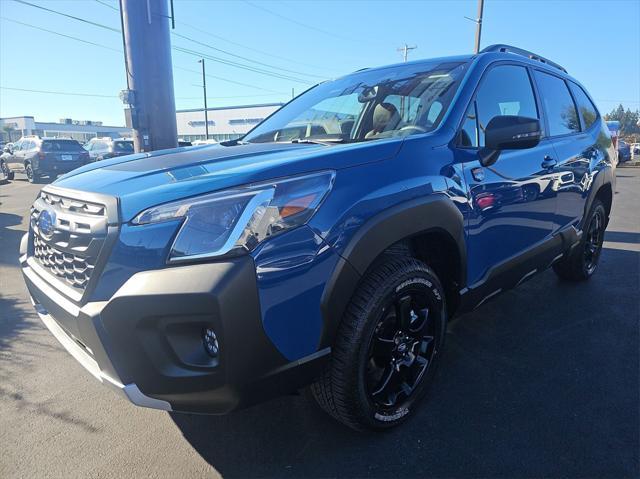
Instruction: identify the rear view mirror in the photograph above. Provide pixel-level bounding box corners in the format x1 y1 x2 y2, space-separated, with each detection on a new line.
358 86 378 103
479 115 541 167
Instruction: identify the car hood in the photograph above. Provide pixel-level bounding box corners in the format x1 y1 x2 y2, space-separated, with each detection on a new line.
53 140 403 221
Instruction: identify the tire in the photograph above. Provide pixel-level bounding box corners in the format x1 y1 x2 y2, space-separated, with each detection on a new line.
553 199 607 281
311 256 447 431
25 162 39 184
0 161 11 181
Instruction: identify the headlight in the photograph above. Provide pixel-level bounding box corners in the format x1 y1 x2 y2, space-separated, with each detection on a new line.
132 170 335 263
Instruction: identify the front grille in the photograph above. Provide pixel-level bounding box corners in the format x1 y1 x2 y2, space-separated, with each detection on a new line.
30 189 111 293
33 233 95 289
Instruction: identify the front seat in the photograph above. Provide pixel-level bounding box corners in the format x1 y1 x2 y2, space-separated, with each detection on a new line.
365 103 402 138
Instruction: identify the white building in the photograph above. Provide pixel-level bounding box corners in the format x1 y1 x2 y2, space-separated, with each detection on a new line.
176 103 283 142
0 116 132 143
1 102 284 145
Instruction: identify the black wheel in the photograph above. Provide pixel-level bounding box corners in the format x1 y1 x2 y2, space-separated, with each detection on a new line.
553 199 607 281
25 163 39 183
311 256 447 431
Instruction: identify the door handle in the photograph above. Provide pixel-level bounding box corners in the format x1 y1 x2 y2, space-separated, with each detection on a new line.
541 156 557 169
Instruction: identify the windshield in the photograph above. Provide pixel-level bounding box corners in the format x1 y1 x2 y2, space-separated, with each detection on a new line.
41 140 84 151
113 140 134 152
244 61 469 145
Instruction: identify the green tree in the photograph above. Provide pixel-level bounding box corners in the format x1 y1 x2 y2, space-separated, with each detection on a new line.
604 104 640 136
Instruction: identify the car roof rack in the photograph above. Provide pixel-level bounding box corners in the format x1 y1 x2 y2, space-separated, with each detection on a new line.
480 44 567 73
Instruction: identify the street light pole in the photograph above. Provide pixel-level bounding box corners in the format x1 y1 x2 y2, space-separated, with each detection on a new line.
198 58 209 140
397 43 417 62
474 0 485 54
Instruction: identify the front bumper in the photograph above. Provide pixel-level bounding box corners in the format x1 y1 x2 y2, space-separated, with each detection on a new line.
21 247 328 414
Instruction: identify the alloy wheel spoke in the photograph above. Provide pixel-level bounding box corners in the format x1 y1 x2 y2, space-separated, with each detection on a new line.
409 307 429 336
396 295 413 331
372 364 400 405
372 334 395 358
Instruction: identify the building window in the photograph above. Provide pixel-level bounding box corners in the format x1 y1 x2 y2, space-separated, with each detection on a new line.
187 120 216 127
228 118 264 125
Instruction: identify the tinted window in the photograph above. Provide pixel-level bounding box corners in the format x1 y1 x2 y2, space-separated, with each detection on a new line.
41 140 84 151
475 65 538 146
534 71 580 136
569 82 598 130
23 141 34 150
113 141 134 152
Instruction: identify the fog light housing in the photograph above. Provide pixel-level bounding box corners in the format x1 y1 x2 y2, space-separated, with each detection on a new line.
202 328 220 358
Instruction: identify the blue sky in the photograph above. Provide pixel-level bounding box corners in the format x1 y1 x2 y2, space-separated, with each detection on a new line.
1 0 639 126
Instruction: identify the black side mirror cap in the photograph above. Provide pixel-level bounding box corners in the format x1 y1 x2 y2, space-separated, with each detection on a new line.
479 115 542 167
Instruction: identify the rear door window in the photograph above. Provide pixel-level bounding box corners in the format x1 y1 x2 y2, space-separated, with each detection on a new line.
474 65 539 147
568 82 599 130
533 71 580 136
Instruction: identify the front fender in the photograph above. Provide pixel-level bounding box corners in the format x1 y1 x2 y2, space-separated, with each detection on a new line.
318 194 466 349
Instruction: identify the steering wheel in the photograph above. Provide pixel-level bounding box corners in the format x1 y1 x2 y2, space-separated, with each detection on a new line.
398 124 428 134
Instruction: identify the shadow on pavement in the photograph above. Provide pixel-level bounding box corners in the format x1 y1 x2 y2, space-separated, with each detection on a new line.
0 211 24 268
171 246 639 478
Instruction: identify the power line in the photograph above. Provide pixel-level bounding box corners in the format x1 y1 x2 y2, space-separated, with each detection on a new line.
0 17 289 95
174 20 339 74
14 0 316 85
0 86 118 98
94 0 118 12
171 31 326 80
13 0 120 33
172 45 314 84
92 0 328 79
0 17 121 52
172 66 288 94
242 0 359 44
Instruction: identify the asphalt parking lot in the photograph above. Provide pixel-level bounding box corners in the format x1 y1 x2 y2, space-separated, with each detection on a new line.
1 170 638 479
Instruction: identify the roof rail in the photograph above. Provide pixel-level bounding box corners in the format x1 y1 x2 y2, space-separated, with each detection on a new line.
480 44 567 73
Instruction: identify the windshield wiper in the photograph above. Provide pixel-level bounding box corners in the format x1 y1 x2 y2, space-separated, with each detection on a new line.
290 138 345 146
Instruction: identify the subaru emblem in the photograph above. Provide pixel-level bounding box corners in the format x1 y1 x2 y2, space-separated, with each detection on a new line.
37 209 56 239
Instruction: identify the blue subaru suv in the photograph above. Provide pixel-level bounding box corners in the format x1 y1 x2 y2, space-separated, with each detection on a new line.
21 45 615 430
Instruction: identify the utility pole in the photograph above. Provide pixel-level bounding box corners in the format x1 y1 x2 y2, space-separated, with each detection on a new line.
198 59 209 140
118 0 177 152
466 0 485 53
397 43 417 62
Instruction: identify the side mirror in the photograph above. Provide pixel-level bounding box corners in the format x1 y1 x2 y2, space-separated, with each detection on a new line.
479 115 541 167
3 145 11 154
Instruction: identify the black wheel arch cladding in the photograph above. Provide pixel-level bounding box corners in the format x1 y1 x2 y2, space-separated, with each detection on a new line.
319 194 466 350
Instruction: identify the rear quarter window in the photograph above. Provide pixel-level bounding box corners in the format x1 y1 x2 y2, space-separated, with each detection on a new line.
533 71 580 136
568 82 599 130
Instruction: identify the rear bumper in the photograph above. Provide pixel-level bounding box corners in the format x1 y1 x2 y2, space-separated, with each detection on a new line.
35 160 86 175
21 245 328 414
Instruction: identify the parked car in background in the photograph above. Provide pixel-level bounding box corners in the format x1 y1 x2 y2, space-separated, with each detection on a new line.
1 137 89 183
191 139 218 146
1 143 14 180
178 140 193 147
85 137 134 162
617 139 631 163
630 142 640 159
22 45 615 431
